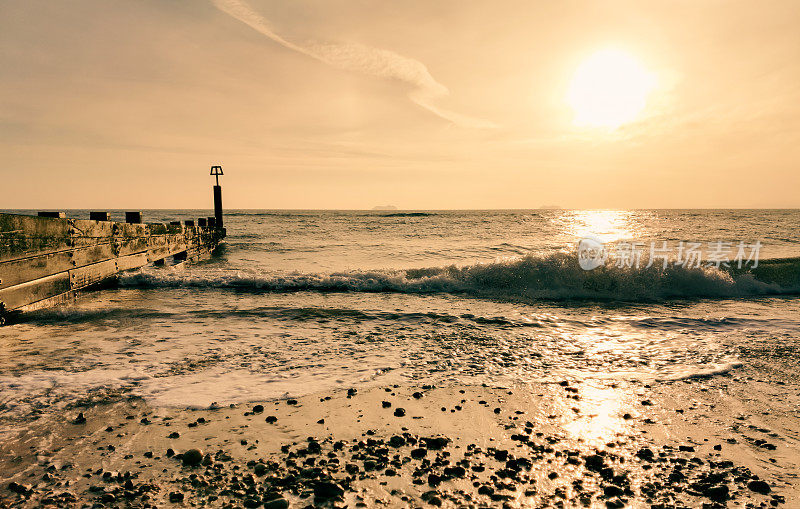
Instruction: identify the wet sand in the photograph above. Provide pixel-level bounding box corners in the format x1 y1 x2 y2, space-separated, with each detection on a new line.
1 373 798 508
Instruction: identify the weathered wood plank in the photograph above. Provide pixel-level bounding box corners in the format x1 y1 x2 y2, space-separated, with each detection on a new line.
67 253 151 289
0 242 115 290
0 272 71 310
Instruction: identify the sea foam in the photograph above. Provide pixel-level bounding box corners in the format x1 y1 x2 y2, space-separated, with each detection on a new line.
119 252 800 302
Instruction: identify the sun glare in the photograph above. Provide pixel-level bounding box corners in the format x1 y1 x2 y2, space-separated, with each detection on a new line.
567 48 656 129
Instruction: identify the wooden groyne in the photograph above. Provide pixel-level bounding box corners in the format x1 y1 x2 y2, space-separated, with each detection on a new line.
0 168 226 324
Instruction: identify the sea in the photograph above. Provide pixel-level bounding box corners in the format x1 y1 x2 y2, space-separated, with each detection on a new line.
1 209 799 429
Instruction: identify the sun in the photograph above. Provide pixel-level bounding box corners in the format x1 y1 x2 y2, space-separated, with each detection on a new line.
566 48 657 129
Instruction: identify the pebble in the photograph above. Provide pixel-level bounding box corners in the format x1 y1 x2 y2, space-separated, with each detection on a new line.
411 448 427 459
182 449 203 467
314 480 345 499
264 497 289 509
748 480 771 494
394 408 406 417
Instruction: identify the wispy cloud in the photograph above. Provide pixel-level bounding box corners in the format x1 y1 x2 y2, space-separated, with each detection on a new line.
211 0 496 128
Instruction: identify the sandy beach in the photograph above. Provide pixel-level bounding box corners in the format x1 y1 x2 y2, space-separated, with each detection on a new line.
2 369 797 508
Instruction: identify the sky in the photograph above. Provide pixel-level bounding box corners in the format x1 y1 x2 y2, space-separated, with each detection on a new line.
1 0 799 209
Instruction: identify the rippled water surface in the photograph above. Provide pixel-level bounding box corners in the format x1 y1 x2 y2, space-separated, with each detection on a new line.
1 209 799 425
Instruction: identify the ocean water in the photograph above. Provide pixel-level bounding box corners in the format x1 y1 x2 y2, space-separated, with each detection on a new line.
1 209 800 426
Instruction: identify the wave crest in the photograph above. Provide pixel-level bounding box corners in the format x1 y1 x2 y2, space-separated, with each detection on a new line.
119 253 800 302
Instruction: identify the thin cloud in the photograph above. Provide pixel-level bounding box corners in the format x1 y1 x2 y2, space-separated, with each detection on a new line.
212 0 496 128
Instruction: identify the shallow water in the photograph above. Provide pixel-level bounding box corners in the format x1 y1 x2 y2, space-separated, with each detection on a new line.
1 209 799 425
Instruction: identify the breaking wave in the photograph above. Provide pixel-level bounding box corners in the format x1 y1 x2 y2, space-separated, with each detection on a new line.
118 253 800 302
377 212 436 217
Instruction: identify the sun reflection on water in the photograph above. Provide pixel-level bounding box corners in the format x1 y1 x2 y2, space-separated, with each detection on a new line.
554 210 641 245
564 385 629 446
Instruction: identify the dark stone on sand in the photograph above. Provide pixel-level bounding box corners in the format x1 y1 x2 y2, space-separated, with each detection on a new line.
584 454 605 472
494 407 501 414
382 401 392 408
317 418 325 424
411 448 427 459
243 498 262 508
413 392 424 399
478 485 494 495
703 484 729 502
73 412 86 424
202 453 213 466
266 415 277 423
422 490 443 506
506 457 532 471
423 437 450 450
389 435 406 447
182 448 203 467
348 388 358 396
286 399 298 405
8 482 32 495
264 497 289 509
169 492 184 503
168 432 180 439
678 445 695 452
493 449 508 461
444 466 466 478
252 405 264 413
166 448 175 458
394 408 406 417
253 463 269 476
314 481 344 499
748 480 771 494
636 448 654 461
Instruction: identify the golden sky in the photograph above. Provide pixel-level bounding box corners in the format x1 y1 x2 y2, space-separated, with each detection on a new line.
1 0 798 209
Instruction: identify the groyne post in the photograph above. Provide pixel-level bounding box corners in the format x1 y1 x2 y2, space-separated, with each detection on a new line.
125 211 142 224
211 165 224 228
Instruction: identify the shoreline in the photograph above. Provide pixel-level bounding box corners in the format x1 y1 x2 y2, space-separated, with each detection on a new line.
1 374 797 507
